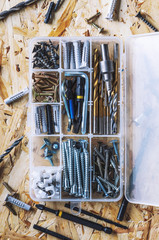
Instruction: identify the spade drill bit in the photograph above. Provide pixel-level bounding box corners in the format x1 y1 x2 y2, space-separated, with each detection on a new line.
100 44 114 102
93 49 99 134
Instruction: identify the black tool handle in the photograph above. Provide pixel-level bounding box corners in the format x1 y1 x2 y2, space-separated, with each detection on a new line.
117 196 129 221
57 210 112 234
33 224 72 240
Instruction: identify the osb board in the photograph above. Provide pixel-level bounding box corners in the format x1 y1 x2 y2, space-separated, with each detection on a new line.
0 0 159 239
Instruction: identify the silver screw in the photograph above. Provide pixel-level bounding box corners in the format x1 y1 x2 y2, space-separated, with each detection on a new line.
96 177 109 197
67 139 74 195
72 149 77 195
62 42 70 69
62 142 70 191
73 40 82 69
94 147 105 162
92 152 96 183
80 40 90 68
106 0 119 21
40 106 47 133
80 151 85 188
98 176 119 193
75 148 83 197
83 149 90 199
70 43 75 69
52 105 60 133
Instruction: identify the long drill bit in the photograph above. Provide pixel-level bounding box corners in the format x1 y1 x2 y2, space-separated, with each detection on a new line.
99 73 104 134
0 136 24 163
0 0 40 21
93 49 99 134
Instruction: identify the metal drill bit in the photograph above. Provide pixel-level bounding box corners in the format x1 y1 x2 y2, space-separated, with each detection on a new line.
0 136 24 163
0 0 40 21
93 49 99 134
99 73 104 134
103 88 108 135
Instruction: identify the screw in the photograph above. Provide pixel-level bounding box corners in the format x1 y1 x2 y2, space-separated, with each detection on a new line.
41 138 52 149
62 142 70 191
74 148 83 197
45 156 54 166
62 42 70 69
80 151 85 188
86 12 101 23
72 149 78 195
110 140 119 163
85 19 104 33
96 177 109 197
92 152 96 183
73 40 82 69
70 43 75 69
80 40 90 68
106 0 118 21
94 147 105 163
49 40 59 69
83 149 90 199
136 11 158 32
67 139 74 195
98 176 119 193
52 142 60 150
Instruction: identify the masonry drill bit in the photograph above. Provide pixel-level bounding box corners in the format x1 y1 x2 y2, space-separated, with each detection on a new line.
0 136 24 163
0 0 40 21
93 49 99 134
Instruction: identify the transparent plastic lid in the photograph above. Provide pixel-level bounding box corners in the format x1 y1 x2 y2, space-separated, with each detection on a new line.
125 33 159 206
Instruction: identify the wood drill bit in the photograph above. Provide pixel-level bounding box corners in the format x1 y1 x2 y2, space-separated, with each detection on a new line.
0 0 40 21
93 49 99 134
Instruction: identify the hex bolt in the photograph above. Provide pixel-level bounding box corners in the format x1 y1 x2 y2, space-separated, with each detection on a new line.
83 150 90 199
73 40 82 69
67 139 74 195
110 140 119 163
75 148 83 197
106 0 119 21
62 42 70 69
80 40 90 68
62 142 70 191
96 177 109 197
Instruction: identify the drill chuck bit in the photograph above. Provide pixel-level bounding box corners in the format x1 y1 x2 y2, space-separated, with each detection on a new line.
100 44 114 98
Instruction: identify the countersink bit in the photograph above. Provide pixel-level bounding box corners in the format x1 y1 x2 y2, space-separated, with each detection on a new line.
93 49 99 134
100 44 114 101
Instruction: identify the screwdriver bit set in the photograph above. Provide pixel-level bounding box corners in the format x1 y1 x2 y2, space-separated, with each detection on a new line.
29 37 122 202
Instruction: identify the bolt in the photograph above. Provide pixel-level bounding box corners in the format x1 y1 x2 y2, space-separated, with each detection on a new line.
96 177 109 197
74 148 83 197
106 0 118 21
136 11 158 32
62 142 70 191
73 40 82 69
83 150 90 199
110 140 119 163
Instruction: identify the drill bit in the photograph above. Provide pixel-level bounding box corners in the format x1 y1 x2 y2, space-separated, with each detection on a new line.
100 44 114 102
103 88 108 135
0 136 24 163
0 0 40 21
99 73 104 134
93 49 99 134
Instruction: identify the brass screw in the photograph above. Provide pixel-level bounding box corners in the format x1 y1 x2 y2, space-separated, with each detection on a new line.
87 12 101 23
85 18 104 33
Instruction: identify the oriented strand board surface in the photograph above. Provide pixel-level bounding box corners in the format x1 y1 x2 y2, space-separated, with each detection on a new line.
0 0 159 239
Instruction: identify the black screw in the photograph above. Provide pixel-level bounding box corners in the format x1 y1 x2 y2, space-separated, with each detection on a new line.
136 12 158 32
46 105 54 134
